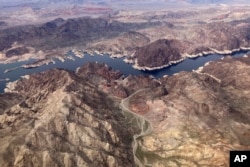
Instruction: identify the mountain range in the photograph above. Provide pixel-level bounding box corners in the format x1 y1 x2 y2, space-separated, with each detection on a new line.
0 1 250 166
0 0 249 8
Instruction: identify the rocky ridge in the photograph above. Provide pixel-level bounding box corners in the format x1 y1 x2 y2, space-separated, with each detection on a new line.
131 39 185 70
0 67 137 167
1 55 250 166
1 7 250 70
126 56 250 166
1 3 250 167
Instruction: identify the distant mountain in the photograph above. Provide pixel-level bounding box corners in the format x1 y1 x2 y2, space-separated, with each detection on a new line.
105 0 249 5
189 0 223 3
48 0 85 3
189 0 250 4
0 0 248 8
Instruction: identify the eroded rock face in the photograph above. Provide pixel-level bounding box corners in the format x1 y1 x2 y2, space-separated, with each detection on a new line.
201 56 250 91
76 62 123 82
133 39 183 68
121 75 161 95
87 31 150 56
76 62 162 98
125 56 250 167
103 84 128 98
1 57 250 167
129 99 149 115
5 47 29 58
1 8 250 69
0 93 23 114
0 67 135 167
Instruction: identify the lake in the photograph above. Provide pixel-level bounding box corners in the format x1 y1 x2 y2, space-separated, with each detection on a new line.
0 51 249 93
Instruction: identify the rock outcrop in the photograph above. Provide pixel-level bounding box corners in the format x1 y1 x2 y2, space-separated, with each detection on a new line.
125 56 250 167
0 56 250 166
132 39 184 68
76 62 123 82
0 67 136 167
1 7 250 70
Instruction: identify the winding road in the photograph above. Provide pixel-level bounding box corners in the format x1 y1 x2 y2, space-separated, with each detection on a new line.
119 89 153 167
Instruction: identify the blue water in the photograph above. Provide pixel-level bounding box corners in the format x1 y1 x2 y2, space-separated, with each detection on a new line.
0 51 248 93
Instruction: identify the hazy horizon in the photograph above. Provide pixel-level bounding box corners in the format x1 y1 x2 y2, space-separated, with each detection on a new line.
0 0 249 6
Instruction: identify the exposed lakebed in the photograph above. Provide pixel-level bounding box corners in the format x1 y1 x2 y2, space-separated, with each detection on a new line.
0 51 249 93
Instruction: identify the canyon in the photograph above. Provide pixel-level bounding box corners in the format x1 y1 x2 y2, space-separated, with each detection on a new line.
1 55 250 166
1 4 250 70
0 1 250 167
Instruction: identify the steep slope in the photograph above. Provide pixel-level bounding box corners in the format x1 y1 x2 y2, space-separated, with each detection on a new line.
120 56 250 166
131 39 185 70
0 17 161 58
0 55 250 166
1 7 250 71
0 68 136 167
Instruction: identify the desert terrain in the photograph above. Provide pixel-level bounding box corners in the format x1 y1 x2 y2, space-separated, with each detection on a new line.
0 1 250 167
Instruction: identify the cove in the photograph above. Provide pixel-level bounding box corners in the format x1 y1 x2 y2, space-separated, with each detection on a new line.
0 50 249 93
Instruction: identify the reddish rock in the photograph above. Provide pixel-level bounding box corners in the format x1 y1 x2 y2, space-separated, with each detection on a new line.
129 99 149 115
76 62 123 82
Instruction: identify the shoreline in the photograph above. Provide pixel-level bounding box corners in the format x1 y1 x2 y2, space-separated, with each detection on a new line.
1 46 249 75
1 47 249 93
4 80 18 93
131 47 250 71
132 57 185 71
1 46 249 72
0 78 10 82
